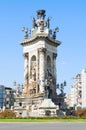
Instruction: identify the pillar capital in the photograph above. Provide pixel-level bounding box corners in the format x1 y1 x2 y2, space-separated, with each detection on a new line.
53 53 57 59
23 52 28 58
38 47 46 53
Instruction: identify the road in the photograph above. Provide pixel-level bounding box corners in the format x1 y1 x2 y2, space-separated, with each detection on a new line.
0 122 86 130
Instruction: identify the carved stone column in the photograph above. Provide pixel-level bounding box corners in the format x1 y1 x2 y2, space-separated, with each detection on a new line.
53 53 57 79
23 52 29 95
52 53 57 96
38 48 46 94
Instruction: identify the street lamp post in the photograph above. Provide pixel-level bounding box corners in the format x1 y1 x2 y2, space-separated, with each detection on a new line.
57 81 66 94
13 81 24 96
56 81 67 110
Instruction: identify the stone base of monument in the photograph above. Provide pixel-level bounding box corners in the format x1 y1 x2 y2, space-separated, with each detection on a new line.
38 98 59 116
14 96 59 117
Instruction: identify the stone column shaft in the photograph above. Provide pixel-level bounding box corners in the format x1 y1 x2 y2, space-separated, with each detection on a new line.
53 53 57 79
38 48 46 93
23 53 29 94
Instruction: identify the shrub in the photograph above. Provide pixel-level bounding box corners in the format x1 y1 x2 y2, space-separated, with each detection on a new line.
0 110 16 118
75 108 86 117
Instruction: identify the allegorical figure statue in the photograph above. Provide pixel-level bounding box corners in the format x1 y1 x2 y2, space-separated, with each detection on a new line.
32 10 50 31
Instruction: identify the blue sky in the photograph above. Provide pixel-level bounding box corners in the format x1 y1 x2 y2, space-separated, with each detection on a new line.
0 0 86 93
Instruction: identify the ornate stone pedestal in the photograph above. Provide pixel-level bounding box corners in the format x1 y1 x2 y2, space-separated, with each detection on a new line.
39 98 59 116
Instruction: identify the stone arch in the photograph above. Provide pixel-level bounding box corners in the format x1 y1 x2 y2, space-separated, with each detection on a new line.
30 55 36 81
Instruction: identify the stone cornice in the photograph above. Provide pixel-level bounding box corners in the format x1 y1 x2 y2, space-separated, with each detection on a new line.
20 34 61 47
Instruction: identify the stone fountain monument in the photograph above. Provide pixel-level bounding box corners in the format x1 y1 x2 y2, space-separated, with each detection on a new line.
14 10 61 117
